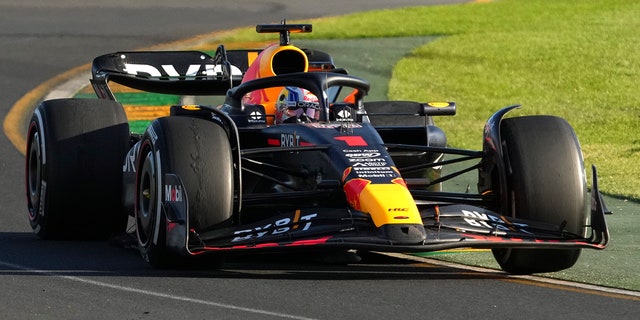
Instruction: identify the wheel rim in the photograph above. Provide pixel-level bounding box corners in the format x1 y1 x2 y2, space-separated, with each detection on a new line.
136 148 157 247
27 130 42 220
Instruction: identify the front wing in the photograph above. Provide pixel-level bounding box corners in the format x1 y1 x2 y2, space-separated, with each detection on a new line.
164 167 609 256
185 206 607 255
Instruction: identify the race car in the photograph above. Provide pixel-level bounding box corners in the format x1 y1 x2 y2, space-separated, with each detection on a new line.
25 22 610 274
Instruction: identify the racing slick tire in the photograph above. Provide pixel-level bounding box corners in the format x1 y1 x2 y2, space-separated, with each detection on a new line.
492 116 588 274
25 98 130 239
135 116 233 268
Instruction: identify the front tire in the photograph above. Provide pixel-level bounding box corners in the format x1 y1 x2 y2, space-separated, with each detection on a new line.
492 116 588 274
135 116 234 268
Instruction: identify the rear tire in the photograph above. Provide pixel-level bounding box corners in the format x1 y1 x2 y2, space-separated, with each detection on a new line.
135 116 233 268
492 116 588 274
25 99 130 239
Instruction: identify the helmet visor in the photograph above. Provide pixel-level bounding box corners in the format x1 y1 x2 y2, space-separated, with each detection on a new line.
285 101 320 120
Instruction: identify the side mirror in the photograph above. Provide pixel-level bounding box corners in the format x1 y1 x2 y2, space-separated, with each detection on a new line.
420 102 456 116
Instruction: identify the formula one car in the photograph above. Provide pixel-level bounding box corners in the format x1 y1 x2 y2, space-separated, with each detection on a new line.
25 22 610 274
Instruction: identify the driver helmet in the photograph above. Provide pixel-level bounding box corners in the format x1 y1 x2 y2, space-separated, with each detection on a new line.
275 87 320 124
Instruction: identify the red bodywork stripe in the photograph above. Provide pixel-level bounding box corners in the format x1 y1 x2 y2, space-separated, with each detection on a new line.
334 136 367 146
191 236 332 254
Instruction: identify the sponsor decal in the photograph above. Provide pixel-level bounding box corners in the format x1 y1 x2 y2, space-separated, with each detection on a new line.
181 105 201 110
147 125 158 143
342 149 397 179
336 109 353 122
268 133 313 147
164 184 183 202
352 161 387 167
389 207 411 220
123 62 242 79
281 133 299 147
352 166 396 178
292 101 318 109
248 111 264 123
38 181 47 218
305 123 362 129
210 114 223 125
337 109 351 118
231 212 318 242
344 152 381 159
33 110 47 164
461 209 530 234
123 142 140 173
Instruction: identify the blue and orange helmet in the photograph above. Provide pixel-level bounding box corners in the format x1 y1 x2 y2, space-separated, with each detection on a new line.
275 87 320 123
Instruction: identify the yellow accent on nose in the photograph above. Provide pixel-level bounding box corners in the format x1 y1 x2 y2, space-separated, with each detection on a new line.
358 183 422 227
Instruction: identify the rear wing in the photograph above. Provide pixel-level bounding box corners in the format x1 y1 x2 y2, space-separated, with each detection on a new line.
90 45 336 100
90 45 254 99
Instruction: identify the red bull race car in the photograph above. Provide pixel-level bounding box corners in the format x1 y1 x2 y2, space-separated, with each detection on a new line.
25 23 610 274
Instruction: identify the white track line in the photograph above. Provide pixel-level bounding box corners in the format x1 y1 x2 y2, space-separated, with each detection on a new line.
0 260 317 320
43 70 91 101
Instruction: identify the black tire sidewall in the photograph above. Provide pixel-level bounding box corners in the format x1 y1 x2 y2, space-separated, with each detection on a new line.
135 116 234 268
25 99 130 239
493 115 588 274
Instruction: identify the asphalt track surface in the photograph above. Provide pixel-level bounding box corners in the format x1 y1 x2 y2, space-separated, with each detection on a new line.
0 1 638 319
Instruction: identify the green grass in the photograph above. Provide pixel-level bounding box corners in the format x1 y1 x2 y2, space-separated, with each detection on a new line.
74 92 180 106
218 0 640 201
129 120 152 134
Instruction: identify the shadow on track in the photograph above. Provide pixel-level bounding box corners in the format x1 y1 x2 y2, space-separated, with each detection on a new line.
0 232 507 282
